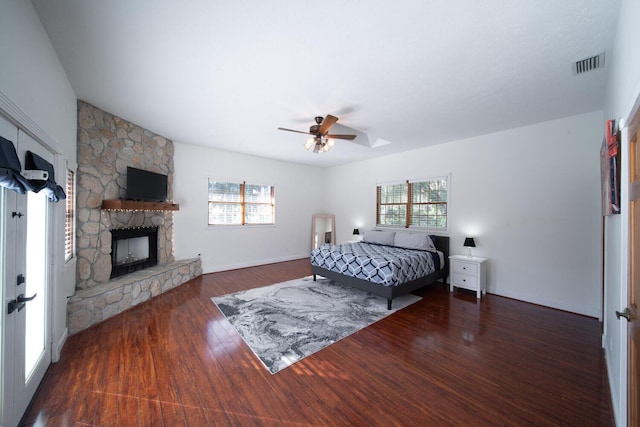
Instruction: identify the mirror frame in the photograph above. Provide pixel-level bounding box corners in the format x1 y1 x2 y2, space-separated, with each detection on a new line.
311 214 335 250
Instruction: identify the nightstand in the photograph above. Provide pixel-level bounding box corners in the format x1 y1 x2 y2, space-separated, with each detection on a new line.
449 255 487 298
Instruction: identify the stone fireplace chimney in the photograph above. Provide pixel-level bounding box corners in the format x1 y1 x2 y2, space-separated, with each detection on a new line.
76 101 175 289
68 101 201 335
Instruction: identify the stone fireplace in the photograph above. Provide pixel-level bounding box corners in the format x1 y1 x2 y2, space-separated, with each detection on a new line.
110 227 158 279
74 100 176 288
67 101 202 335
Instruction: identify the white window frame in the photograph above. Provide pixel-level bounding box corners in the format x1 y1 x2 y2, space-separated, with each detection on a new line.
376 175 449 232
207 179 275 227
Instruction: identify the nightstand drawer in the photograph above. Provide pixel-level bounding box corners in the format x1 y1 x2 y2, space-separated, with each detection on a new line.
452 272 478 288
449 255 487 298
452 261 478 276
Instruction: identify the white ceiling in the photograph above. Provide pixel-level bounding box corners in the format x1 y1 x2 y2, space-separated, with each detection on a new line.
32 0 620 167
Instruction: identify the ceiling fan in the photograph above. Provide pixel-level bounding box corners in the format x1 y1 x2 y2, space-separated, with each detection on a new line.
278 115 357 153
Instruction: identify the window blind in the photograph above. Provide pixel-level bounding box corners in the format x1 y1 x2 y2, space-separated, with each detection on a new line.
376 176 448 230
208 179 275 225
64 168 75 262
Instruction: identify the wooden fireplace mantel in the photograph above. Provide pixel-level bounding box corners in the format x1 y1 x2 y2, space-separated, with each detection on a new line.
101 199 180 211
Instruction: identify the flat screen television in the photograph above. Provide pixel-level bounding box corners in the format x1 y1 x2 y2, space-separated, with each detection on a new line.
126 166 168 202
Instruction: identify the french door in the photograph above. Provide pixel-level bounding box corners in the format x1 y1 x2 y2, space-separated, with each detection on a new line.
628 120 640 427
1 117 52 427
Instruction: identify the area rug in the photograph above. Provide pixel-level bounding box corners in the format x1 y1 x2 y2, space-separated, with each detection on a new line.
212 276 421 374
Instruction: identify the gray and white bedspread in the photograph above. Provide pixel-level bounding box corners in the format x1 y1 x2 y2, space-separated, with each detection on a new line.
310 242 441 287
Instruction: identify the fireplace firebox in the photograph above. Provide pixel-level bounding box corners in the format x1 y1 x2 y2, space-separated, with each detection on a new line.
110 227 159 279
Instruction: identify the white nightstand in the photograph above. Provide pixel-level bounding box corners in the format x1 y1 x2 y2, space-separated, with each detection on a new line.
449 255 487 298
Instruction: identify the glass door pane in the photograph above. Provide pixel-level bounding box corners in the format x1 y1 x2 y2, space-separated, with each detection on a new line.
24 190 47 380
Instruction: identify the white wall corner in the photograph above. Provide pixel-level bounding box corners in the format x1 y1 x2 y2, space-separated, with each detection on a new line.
53 327 68 363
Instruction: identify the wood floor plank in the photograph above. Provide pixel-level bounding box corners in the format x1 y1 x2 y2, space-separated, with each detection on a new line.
21 259 613 426
137 398 164 427
92 392 119 426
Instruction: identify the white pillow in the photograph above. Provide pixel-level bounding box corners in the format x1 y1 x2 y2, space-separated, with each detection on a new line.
393 232 436 251
362 230 396 246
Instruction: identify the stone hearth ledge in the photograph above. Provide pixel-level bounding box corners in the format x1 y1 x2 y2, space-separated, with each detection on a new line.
67 258 202 335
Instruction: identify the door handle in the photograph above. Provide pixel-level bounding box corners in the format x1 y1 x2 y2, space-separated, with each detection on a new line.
616 308 631 322
7 293 37 314
17 293 37 303
8 298 23 314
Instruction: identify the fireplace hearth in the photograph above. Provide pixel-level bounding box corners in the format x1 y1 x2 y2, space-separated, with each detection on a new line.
110 227 158 279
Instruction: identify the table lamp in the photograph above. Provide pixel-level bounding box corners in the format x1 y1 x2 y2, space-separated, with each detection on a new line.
464 237 476 257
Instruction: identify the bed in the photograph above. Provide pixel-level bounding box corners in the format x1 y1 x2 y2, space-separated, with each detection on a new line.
310 231 449 309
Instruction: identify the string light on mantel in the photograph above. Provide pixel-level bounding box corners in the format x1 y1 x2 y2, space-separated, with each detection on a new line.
103 209 175 213
109 226 158 230
100 199 180 212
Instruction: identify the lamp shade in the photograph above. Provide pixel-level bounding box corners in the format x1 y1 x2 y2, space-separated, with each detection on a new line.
463 237 476 248
353 228 360 235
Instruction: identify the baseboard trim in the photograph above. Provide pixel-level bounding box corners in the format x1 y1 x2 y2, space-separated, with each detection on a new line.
53 328 68 363
489 286 600 318
203 254 309 274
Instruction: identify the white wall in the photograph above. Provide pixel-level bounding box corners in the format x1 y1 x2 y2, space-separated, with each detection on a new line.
601 0 640 425
0 1 77 360
0 1 76 154
324 111 604 318
173 143 325 273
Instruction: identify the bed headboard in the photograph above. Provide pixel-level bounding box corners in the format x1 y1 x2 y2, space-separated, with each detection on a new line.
431 235 450 276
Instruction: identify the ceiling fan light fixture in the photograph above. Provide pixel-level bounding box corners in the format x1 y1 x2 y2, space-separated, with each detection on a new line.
279 114 354 154
304 137 315 150
305 136 333 154
318 137 333 153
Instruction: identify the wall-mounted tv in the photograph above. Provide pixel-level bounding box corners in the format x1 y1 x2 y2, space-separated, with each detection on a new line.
126 166 168 202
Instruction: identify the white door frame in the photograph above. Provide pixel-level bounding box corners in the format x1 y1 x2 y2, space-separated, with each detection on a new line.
615 79 640 427
12 130 55 426
0 97 62 427
0 117 19 427
0 127 55 427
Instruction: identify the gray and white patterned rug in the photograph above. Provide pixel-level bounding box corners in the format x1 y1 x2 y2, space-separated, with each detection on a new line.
212 276 421 374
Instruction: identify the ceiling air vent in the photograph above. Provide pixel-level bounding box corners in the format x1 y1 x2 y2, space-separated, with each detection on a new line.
573 52 605 75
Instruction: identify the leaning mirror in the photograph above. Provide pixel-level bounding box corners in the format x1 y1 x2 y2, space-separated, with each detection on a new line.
311 214 335 250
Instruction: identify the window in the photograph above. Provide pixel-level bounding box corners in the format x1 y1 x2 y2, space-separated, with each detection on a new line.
376 183 407 226
208 180 275 226
410 178 448 228
64 168 75 262
376 176 448 230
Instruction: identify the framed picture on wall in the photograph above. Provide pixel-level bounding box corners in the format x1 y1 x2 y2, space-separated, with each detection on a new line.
601 119 621 216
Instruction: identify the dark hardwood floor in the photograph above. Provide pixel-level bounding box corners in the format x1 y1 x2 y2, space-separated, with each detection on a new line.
22 259 613 426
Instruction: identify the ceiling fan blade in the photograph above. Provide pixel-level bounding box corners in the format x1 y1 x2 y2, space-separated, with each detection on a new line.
326 134 357 140
318 114 338 135
278 127 314 136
